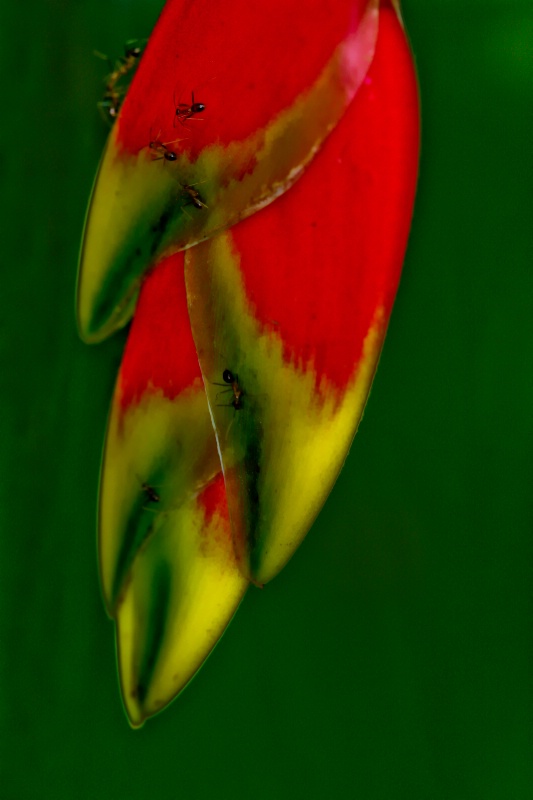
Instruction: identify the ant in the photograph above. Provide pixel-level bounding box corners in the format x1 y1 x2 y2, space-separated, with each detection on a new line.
141 481 160 504
179 182 208 217
123 41 143 61
174 90 206 128
102 41 143 90
97 87 122 122
213 369 244 411
95 40 144 122
148 131 186 162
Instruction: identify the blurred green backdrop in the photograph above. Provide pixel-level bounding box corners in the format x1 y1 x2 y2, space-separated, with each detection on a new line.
1 1 532 798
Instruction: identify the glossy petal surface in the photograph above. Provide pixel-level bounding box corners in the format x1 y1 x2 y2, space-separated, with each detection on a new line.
185 4 419 584
77 0 379 342
100 254 248 725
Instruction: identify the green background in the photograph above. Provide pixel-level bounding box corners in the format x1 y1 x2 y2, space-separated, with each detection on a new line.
1 1 532 797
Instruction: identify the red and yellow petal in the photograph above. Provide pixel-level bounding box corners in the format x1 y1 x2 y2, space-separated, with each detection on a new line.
184 2 419 584
77 0 379 343
99 253 248 725
115 472 245 726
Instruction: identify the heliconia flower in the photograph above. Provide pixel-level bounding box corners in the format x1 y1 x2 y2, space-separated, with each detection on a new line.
88 0 419 723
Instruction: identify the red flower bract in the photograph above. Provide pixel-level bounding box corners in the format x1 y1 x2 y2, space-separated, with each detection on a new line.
223 4 419 393
117 0 371 159
183 1 419 582
118 253 202 408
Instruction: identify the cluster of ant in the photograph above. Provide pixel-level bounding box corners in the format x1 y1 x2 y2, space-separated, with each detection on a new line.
96 41 206 127
96 47 243 505
147 89 207 214
96 42 208 213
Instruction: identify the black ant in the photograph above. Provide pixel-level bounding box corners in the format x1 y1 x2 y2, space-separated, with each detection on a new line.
179 182 208 217
95 40 144 122
174 90 206 128
213 369 244 411
150 143 177 162
141 482 160 504
97 87 123 123
104 41 143 90
123 41 143 60
148 132 185 162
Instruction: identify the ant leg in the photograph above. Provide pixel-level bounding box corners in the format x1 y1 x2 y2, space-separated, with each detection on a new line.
164 136 189 146
94 50 114 72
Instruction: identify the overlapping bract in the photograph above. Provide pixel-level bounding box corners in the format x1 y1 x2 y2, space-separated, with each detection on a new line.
101 254 247 725
78 0 379 343
79 0 419 724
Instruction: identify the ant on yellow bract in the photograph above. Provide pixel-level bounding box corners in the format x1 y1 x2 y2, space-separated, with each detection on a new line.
213 369 244 411
148 130 187 162
178 181 208 219
141 482 160 504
